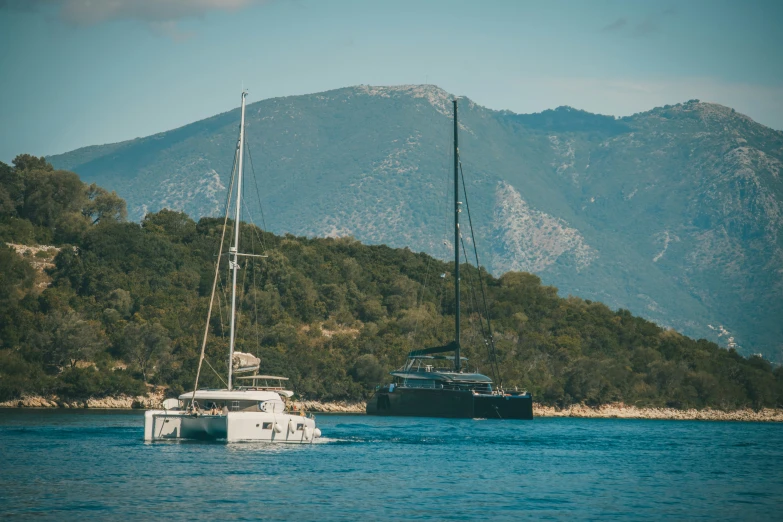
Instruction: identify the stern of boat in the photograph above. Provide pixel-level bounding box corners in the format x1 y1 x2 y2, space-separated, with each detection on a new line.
145 410 186 441
473 392 534 420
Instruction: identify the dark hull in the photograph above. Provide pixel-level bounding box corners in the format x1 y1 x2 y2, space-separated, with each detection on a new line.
366 387 533 419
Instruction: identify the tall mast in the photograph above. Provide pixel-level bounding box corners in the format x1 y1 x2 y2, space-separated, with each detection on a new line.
453 99 461 372
228 90 247 390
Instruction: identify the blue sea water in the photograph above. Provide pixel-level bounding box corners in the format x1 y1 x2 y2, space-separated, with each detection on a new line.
0 410 781 520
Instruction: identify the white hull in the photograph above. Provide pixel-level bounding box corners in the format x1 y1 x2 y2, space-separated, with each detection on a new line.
144 410 318 443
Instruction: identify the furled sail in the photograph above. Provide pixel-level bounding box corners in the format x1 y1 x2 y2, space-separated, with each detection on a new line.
232 352 261 373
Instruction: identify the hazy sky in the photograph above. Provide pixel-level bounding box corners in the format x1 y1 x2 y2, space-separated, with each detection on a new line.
1 0 781 162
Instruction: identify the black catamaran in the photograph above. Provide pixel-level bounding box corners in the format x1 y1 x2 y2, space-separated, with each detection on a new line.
366 99 533 419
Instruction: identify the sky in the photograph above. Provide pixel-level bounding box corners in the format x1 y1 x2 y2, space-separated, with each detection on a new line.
0 0 782 163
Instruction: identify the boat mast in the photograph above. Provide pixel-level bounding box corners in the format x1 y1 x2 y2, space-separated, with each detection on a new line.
228 90 247 391
453 99 461 373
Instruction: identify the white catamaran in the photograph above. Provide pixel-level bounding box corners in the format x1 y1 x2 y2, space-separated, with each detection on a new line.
144 91 320 443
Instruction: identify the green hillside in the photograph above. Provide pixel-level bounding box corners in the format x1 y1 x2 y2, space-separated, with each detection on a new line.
2 158 781 408
48 85 783 361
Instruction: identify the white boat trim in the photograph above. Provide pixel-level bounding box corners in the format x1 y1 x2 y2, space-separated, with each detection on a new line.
178 389 285 402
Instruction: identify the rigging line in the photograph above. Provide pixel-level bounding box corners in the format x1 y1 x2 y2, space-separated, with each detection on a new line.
190 138 239 407
217 276 231 336
215 290 226 338
459 160 502 387
461 251 482 351
244 140 269 253
236 186 251 333
253 255 261 357
249 216 261 356
443 129 454 256
202 356 228 388
459 161 500 377
245 140 267 232
235 256 251 351
461 238 493 378
237 162 266 352
239 190 268 254
410 252 435 350
458 161 503 388
460 233 496 382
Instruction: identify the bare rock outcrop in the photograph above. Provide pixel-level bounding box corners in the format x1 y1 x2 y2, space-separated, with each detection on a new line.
290 400 366 413
0 392 163 410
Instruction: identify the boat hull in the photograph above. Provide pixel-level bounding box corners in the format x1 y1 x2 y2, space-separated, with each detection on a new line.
144 410 318 443
366 387 533 419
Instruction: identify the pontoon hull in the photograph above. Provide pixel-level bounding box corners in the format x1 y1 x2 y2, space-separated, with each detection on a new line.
144 410 318 442
366 387 533 419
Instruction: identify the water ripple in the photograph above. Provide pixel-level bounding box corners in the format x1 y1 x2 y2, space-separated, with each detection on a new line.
0 410 782 520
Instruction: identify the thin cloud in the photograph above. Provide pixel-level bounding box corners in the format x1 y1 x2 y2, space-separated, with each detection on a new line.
0 0 268 37
149 21 196 42
633 18 660 37
602 7 676 38
601 17 627 32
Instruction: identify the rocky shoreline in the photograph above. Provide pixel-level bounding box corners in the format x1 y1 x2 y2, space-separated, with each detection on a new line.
0 393 164 410
1 396 781 422
532 403 783 422
0 395 368 413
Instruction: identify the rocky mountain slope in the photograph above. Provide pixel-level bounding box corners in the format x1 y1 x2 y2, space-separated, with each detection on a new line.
49 85 783 360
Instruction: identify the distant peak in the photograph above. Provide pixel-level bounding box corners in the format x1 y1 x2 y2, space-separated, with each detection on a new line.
355 84 454 99
354 84 462 118
689 101 754 123
637 99 758 127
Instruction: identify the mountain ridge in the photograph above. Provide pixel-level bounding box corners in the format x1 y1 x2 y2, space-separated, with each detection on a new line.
48 84 783 361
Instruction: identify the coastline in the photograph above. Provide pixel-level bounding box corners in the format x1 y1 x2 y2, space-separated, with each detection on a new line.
1 395 781 422
532 403 783 422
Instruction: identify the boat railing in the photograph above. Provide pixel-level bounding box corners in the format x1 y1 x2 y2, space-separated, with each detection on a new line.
394 382 492 392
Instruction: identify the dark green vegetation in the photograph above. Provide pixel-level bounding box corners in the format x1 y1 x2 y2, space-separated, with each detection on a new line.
0 154 126 245
48 86 783 361
2 159 781 409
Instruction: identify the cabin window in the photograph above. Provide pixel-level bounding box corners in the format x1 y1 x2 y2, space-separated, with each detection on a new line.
262 422 273 430
296 423 304 431
231 401 240 411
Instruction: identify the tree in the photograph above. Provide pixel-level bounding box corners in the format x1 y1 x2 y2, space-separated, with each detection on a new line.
36 310 106 369
121 321 171 382
142 209 196 241
351 354 385 388
83 184 127 225
0 245 37 348
0 161 19 216
19 168 86 233
12 154 52 172
107 288 132 318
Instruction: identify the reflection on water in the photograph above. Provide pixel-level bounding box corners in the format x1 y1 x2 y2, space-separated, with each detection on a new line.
1 409 782 520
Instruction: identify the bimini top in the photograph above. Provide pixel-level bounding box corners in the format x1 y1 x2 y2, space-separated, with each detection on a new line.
389 370 493 383
179 389 286 402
